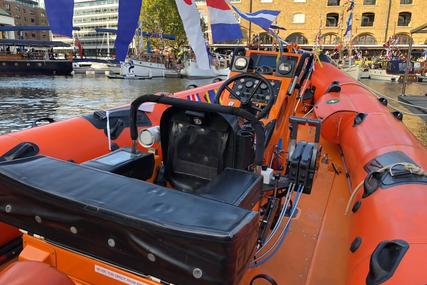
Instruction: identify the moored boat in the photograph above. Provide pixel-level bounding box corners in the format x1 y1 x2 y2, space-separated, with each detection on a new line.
0 39 73 76
0 47 425 285
121 54 180 78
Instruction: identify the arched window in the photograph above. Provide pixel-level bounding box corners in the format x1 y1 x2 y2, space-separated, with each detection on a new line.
353 33 377 45
285 33 308 44
327 0 340 6
258 32 273 45
292 13 305 24
394 33 413 44
321 33 340 45
364 0 376 4
361 12 375 26
400 0 412 4
326 13 339 27
398 12 411 26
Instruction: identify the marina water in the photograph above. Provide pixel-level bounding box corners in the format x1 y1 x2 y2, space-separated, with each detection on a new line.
0 75 426 145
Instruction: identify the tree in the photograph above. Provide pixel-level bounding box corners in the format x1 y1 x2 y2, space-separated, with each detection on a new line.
140 0 187 54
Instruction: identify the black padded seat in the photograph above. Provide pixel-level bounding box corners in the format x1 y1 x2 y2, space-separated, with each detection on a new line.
198 168 262 210
0 156 259 285
160 107 241 193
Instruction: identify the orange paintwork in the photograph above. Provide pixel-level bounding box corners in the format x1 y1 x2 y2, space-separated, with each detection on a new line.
0 51 426 285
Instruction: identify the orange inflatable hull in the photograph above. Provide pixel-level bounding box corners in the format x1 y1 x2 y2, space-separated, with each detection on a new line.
313 63 427 284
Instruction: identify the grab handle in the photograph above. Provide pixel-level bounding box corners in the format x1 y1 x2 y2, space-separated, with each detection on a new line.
289 116 321 143
366 240 409 285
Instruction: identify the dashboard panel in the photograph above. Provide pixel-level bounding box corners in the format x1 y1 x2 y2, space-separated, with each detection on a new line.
230 78 282 104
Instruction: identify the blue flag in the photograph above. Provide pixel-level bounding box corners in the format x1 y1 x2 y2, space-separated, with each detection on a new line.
115 0 142 61
229 4 280 31
44 0 74 38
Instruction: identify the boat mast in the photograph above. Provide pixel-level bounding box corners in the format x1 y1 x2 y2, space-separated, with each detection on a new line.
248 0 253 45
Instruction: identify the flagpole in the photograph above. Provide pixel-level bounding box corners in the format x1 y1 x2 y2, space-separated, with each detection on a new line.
248 0 253 46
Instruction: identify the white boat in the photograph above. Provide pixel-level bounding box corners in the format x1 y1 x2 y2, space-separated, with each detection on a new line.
368 69 401 81
180 60 229 78
360 67 370 79
341 65 361 80
417 74 427 82
121 55 180 79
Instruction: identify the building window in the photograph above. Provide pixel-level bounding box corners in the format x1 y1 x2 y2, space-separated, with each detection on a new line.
394 33 412 44
259 32 273 44
292 13 305 24
398 12 411 26
285 33 308 44
326 13 339 27
363 0 376 4
353 33 377 45
400 0 412 4
321 33 340 44
294 0 306 2
361 13 375 26
327 0 340 6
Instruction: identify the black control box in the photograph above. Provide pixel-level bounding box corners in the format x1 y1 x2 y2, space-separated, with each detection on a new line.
82 148 154 181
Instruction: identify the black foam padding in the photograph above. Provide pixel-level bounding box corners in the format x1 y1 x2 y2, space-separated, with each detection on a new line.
0 156 259 285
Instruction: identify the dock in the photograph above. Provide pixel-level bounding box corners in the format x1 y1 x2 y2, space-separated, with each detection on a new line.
398 95 427 122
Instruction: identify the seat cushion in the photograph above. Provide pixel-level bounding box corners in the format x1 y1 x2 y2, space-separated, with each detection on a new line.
198 168 262 209
0 261 74 285
0 156 258 285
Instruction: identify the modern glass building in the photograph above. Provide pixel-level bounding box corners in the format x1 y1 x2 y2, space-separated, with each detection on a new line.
73 0 118 57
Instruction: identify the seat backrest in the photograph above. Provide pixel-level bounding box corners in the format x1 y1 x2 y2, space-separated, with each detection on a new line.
160 107 238 192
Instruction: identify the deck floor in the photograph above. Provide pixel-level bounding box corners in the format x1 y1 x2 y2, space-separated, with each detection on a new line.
240 125 351 285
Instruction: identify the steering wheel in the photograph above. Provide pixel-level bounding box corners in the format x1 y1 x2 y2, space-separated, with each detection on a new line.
214 73 275 120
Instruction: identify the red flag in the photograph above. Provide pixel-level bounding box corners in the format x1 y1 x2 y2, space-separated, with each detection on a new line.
75 38 83 58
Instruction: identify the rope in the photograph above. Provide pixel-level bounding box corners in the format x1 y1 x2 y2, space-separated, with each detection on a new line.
338 81 427 116
344 162 427 215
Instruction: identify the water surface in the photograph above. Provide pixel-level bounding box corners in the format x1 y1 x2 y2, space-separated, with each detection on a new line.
0 75 426 146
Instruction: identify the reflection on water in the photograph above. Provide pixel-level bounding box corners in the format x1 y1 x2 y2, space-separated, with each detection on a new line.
0 75 426 146
0 75 212 134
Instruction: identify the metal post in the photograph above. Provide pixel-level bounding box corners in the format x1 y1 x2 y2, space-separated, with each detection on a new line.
384 0 392 42
248 0 253 45
401 33 413 96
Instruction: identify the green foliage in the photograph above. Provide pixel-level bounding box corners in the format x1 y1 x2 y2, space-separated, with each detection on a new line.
140 0 187 53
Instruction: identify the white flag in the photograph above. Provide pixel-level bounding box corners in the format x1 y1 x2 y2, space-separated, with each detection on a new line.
175 0 210 70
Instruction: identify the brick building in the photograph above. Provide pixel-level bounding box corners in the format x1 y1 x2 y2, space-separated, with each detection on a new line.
0 0 49 40
197 0 427 46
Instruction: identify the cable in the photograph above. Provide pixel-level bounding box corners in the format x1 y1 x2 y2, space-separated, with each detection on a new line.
258 183 294 251
250 185 304 267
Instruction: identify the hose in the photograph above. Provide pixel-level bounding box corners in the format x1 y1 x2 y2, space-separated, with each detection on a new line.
250 185 304 267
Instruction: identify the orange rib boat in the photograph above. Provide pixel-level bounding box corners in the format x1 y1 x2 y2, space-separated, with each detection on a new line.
0 48 425 285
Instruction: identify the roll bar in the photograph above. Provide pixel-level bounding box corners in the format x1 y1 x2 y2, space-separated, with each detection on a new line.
129 94 266 167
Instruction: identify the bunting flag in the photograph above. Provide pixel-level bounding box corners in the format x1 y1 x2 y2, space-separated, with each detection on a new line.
115 0 142 61
206 0 242 43
204 89 217 103
229 3 280 31
44 0 74 37
175 0 210 70
343 0 354 43
187 93 202 101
